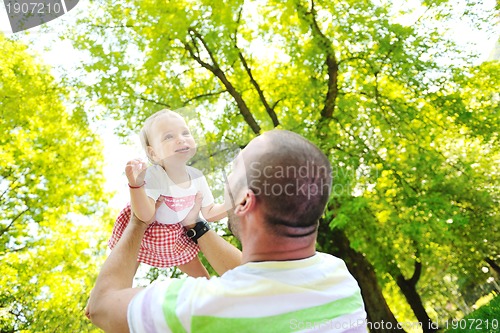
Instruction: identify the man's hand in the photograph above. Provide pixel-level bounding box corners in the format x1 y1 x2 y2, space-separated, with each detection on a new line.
125 159 147 187
181 192 203 229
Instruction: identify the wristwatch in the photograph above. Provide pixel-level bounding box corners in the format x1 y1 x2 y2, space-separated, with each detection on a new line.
186 219 210 244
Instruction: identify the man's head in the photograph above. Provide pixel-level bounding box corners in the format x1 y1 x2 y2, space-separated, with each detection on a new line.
225 130 332 242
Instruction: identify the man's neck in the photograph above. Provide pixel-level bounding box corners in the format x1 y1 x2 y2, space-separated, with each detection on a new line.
241 239 316 264
238 210 318 264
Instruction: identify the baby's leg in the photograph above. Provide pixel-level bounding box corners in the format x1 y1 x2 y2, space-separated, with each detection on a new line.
178 256 210 278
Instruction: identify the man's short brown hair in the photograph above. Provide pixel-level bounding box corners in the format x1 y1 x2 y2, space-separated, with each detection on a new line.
244 130 332 237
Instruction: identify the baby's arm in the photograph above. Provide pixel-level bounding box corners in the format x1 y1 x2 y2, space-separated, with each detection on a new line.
196 170 227 222
126 159 156 222
201 203 227 222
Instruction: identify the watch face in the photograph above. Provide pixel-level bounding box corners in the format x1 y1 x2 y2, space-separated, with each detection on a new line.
187 229 196 238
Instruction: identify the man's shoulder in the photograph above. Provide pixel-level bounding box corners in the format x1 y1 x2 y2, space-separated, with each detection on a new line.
166 276 225 301
313 252 354 276
315 251 346 264
133 276 217 303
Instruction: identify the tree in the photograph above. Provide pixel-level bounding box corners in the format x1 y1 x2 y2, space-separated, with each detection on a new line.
0 33 108 332
67 0 499 331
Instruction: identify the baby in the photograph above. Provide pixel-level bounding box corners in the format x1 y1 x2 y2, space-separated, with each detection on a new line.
108 109 227 278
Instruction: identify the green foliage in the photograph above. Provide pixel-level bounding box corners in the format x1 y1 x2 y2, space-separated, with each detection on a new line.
0 33 109 332
445 294 500 333
65 0 499 328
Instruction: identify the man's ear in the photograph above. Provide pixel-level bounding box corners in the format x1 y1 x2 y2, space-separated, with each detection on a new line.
235 189 256 215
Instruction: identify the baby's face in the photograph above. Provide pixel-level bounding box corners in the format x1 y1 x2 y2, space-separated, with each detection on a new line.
148 114 196 165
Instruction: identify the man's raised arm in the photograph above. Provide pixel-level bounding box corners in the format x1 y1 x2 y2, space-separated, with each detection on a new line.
194 226 242 275
181 193 241 275
87 215 148 333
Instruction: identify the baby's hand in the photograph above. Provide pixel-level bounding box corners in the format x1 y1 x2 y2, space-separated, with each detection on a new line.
180 192 203 228
125 159 147 186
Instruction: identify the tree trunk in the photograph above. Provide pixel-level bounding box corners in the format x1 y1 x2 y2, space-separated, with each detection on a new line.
485 257 500 275
317 222 405 333
392 262 438 333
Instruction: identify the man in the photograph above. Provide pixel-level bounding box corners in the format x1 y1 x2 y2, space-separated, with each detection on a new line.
87 130 367 332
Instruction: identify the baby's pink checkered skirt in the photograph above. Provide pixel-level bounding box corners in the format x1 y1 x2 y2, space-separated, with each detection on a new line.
108 204 200 268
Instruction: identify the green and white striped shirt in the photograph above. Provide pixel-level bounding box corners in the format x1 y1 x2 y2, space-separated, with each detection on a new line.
128 252 367 332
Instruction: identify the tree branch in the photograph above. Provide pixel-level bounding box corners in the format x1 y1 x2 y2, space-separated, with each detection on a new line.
296 0 339 119
271 98 283 111
90 24 146 29
188 28 221 70
231 14 280 128
485 257 500 275
237 50 280 127
137 96 171 107
183 40 214 72
0 208 30 237
409 259 422 286
0 168 30 205
182 90 228 106
183 29 261 134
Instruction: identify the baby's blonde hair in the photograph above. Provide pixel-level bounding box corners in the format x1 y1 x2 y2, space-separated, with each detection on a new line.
140 109 183 164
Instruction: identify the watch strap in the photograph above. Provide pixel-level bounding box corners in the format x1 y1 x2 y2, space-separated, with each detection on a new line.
186 219 210 244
